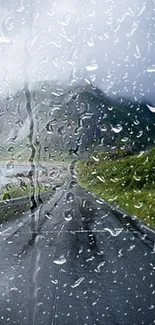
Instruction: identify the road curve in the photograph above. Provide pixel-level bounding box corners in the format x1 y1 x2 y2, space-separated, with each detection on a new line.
0 169 154 325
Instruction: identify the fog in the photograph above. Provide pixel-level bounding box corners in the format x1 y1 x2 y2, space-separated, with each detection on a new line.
0 0 154 101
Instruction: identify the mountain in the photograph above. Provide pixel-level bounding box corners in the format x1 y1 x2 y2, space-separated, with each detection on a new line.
0 81 155 160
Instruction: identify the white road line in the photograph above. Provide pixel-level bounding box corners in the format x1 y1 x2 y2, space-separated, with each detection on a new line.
141 225 155 234
0 227 12 235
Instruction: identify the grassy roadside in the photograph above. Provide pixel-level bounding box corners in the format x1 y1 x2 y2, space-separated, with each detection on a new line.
0 183 52 201
77 149 155 227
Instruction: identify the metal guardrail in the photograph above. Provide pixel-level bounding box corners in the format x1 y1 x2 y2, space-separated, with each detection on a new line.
0 185 62 222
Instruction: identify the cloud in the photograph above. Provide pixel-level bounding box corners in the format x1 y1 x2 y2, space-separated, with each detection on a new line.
0 0 154 101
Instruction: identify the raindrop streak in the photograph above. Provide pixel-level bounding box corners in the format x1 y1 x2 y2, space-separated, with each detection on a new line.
53 257 67 265
71 277 85 288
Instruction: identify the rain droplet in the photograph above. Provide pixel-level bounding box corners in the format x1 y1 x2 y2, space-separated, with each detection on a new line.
71 277 85 288
82 199 87 208
58 126 65 135
126 22 138 37
100 125 107 132
66 192 74 203
104 227 123 237
111 125 123 133
92 155 99 162
45 212 52 220
16 5 24 12
134 203 143 209
0 146 4 152
7 147 14 153
3 192 11 200
146 68 155 73
6 161 14 171
5 17 14 31
96 199 104 205
0 35 11 44
53 256 67 265
87 37 95 47
137 130 143 138
95 261 105 273
146 104 155 113
46 121 54 134
68 180 77 189
64 209 73 221
97 175 105 183
86 64 98 72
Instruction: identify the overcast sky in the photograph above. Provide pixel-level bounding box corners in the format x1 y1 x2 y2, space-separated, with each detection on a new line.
0 0 154 101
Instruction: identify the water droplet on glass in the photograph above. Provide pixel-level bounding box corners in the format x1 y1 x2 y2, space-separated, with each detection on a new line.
111 125 123 133
126 22 138 37
100 125 107 132
5 17 14 31
58 126 65 135
71 277 85 288
53 256 67 265
6 161 14 171
86 64 98 72
45 211 52 220
87 37 95 47
134 203 143 209
92 155 99 162
146 104 155 113
66 192 74 203
16 5 24 12
64 209 73 221
82 199 87 208
95 261 105 273
68 180 77 189
104 227 123 237
0 35 11 44
7 147 14 153
0 146 4 152
46 121 54 134
3 192 11 200
96 199 104 205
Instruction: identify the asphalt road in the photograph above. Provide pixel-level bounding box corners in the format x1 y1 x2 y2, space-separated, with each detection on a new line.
0 170 155 325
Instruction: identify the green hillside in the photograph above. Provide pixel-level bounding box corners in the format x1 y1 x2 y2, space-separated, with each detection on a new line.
77 148 155 227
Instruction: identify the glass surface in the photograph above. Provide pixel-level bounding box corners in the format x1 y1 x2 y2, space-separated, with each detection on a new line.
0 1 154 324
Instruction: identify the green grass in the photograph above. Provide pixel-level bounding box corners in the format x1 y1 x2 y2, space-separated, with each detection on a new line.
77 148 155 227
0 183 52 200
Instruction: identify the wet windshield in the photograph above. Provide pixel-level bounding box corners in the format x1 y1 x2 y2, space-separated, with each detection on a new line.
0 1 154 324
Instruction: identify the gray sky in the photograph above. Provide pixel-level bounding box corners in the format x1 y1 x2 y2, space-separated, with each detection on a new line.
0 0 154 101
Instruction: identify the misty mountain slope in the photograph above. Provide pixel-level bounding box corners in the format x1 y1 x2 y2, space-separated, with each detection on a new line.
37 83 155 155
0 82 155 159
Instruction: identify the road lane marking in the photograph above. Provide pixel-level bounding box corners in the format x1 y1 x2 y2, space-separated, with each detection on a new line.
141 225 155 234
0 227 12 235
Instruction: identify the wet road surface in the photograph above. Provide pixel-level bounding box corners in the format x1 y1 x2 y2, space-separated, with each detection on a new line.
0 174 154 325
